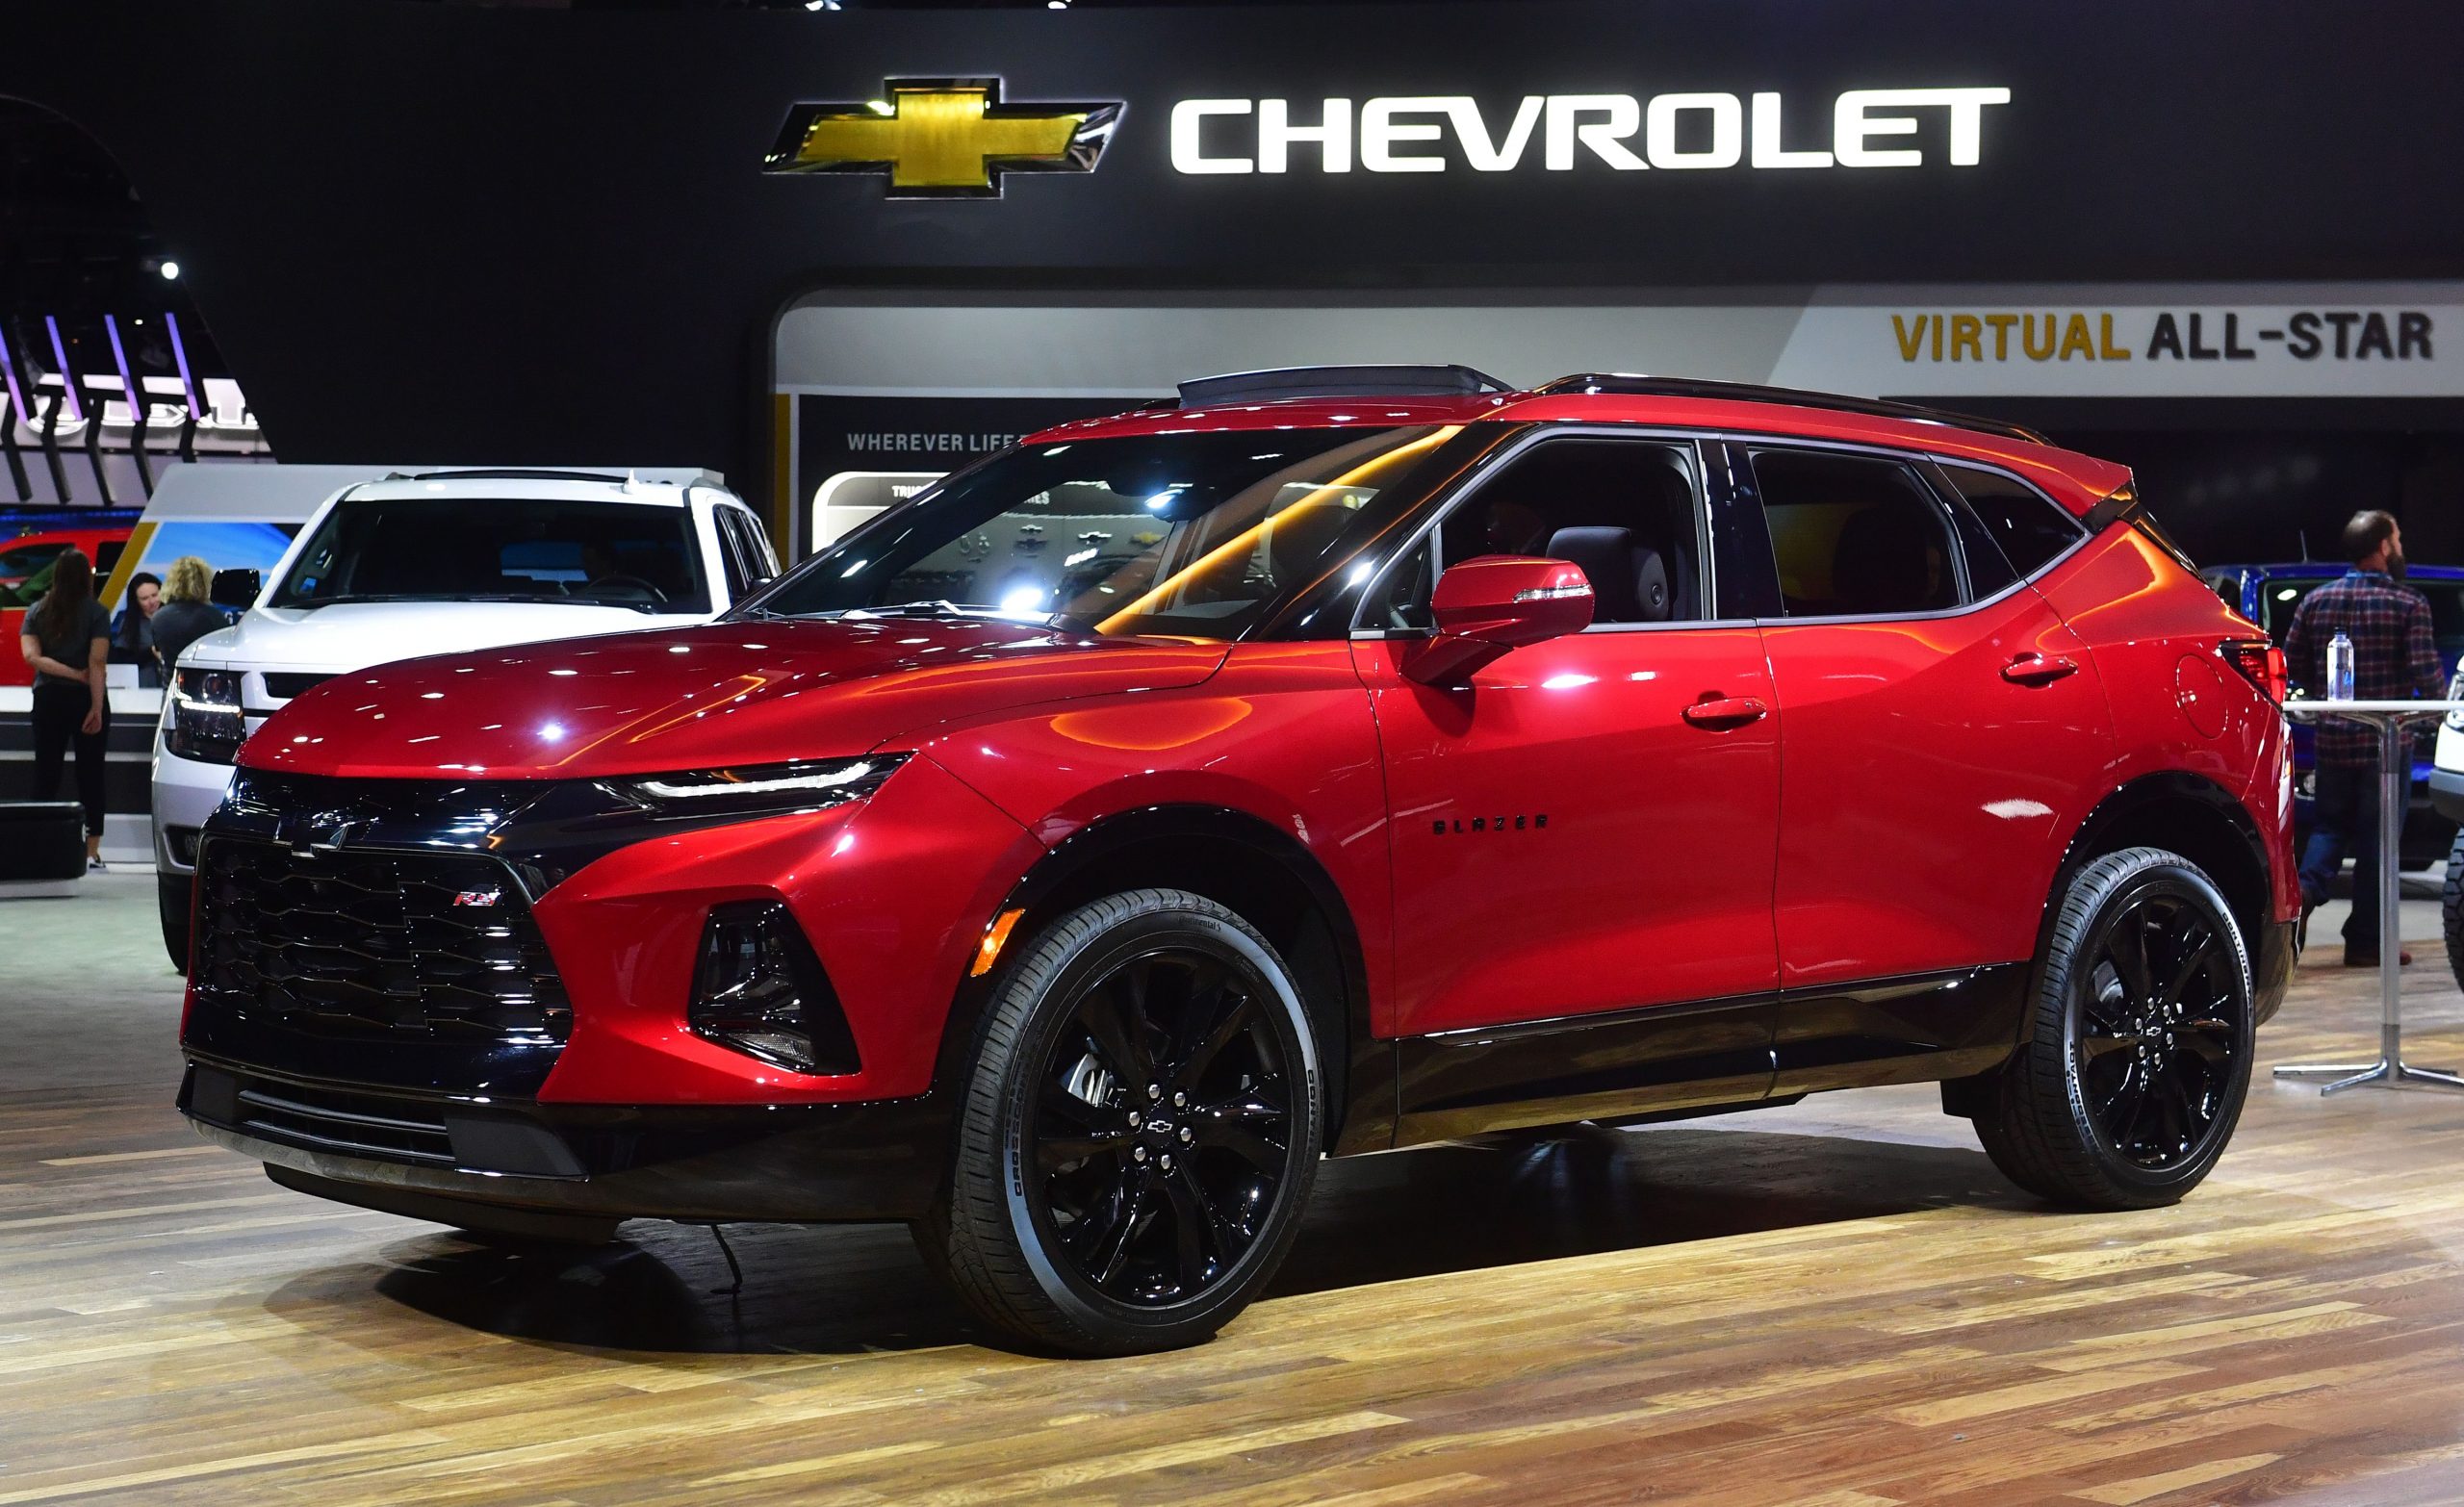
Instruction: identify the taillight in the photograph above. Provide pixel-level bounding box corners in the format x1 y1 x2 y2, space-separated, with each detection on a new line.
2222 638 2288 704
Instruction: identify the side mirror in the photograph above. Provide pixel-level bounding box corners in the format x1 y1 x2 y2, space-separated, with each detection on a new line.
1404 554 1594 686
209 568 261 611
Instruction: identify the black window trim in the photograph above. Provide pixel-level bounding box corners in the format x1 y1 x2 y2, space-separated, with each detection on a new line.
1345 423 1745 640
1917 453 2093 594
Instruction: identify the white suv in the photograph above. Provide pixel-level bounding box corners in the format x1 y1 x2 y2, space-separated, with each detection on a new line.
154 468 779 968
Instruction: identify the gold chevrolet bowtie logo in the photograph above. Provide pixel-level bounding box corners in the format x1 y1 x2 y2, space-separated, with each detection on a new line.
764 78 1120 199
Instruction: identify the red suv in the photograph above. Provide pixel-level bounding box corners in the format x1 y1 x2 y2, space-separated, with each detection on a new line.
180 369 2296 1355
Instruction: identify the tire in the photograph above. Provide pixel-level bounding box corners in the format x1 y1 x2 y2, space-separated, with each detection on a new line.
159 871 193 976
1972 847 2254 1210
915 888 1322 1356
2444 827 2464 993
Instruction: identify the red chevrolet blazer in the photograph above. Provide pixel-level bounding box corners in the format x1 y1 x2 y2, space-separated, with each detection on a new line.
180 369 2296 1354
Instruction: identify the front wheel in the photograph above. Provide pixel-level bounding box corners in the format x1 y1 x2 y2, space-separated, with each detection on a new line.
1972 847 2253 1210
916 888 1322 1356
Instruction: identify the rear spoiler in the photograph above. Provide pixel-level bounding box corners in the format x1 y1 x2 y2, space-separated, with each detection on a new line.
2083 483 2200 575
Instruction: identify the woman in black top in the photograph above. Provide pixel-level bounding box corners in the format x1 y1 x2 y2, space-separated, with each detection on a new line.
112 571 163 687
19 548 112 870
151 555 228 676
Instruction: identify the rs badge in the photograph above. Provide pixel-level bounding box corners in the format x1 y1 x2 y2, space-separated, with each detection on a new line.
452 888 502 908
764 78 1120 199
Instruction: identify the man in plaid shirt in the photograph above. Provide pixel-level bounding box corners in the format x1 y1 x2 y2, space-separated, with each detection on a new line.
2284 510 2448 965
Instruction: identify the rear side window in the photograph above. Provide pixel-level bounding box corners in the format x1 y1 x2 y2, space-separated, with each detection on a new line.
1749 449 1959 618
1937 462 2086 580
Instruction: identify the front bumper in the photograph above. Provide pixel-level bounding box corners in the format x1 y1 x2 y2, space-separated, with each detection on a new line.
180 1058 946 1223
152 744 238 877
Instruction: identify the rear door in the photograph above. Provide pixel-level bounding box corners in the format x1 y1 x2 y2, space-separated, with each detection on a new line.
1732 442 2115 994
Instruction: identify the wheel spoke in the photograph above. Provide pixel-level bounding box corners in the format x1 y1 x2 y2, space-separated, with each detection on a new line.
1040 1080 1109 1131
2081 1033 2143 1063
2160 922 2217 1009
1091 1166 1154 1288
1038 1129 1128 1173
2176 1018 2236 1068
1171 989 1259 1089
1158 1165 1216 1292
1076 989 1154 1086
1193 1096 1288 1170
2108 908 2157 1006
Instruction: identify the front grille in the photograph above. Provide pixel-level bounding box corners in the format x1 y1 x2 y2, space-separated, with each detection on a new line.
194 837 571 1043
261 672 334 702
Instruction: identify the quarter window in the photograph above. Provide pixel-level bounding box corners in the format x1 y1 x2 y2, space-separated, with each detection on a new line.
1937 462 2085 580
1750 449 1960 618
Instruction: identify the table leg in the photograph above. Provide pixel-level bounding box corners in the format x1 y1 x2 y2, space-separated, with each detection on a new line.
2273 715 2464 1094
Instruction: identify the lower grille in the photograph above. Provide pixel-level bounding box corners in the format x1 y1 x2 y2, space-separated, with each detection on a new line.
194 838 571 1043
234 1080 455 1164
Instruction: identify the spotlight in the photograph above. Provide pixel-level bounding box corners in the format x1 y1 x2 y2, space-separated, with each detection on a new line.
158 260 180 280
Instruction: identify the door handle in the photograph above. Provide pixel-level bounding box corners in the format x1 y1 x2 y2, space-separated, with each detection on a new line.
1681 695 1769 729
2002 652 2080 686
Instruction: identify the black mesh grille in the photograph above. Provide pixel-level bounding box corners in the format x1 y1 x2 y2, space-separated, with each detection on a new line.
194 837 571 1042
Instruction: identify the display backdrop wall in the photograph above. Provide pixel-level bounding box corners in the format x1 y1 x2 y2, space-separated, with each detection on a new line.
6 0 2462 539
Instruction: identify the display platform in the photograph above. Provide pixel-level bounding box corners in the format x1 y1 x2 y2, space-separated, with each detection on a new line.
6 874 2464 1505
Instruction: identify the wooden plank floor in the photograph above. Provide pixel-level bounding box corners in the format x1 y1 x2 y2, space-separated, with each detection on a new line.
12 951 2464 1505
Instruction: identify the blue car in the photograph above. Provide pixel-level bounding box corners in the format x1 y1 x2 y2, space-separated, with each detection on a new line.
2204 562 2464 870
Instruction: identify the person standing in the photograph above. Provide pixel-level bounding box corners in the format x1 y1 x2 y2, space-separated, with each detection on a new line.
150 555 227 676
112 571 163 686
2284 510 2447 966
17 548 112 871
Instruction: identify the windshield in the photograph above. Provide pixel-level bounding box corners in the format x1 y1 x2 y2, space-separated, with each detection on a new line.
2260 575 2464 655
270 497 710 613
752 425 1450 638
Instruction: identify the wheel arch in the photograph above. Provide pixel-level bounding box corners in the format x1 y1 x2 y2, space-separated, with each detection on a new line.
2048 772 2274 964
932 804 1388 1154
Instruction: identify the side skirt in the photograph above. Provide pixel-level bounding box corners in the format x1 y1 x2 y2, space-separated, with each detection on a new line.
1378 963 2029 1150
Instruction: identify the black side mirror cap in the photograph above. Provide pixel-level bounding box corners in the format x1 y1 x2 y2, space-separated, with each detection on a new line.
208 568 261 610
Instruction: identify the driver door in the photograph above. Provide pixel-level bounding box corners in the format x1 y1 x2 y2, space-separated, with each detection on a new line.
1352 434 1783 1131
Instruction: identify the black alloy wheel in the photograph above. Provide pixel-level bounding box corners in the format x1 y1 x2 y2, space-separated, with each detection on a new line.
1029 946 1296 1307
1971 847 2255 1210
918 888 1322 1355
2073 890 2243 1170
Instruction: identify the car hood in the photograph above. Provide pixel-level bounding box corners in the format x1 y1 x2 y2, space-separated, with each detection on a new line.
180 600 708 677
242 616 1231 779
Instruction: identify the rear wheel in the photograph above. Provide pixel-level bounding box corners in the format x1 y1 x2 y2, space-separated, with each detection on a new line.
916 888 1322 1356
1973 847 2253 1209
2443 827 2464 992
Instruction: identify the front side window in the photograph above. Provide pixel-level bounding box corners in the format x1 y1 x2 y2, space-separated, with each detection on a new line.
754 425 1449 639
1751 449 1960 618
1373 437 1705 631
271 497 711 614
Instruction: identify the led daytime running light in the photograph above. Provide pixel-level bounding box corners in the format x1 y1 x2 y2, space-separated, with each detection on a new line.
634 758 884 802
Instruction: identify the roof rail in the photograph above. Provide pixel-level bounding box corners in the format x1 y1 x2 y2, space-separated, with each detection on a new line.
1527 374 2050 445
1177 364 1512 408
383 467 634 484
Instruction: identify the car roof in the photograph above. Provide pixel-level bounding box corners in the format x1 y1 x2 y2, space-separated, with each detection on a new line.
1025 391 2131 512
337 474 705 507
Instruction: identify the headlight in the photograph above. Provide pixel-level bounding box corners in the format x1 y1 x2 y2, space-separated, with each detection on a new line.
164 668 245 765
2447 670 2464 731
611 754 906 820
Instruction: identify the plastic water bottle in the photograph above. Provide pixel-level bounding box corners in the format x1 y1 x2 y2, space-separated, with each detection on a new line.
2327 630 2356 702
